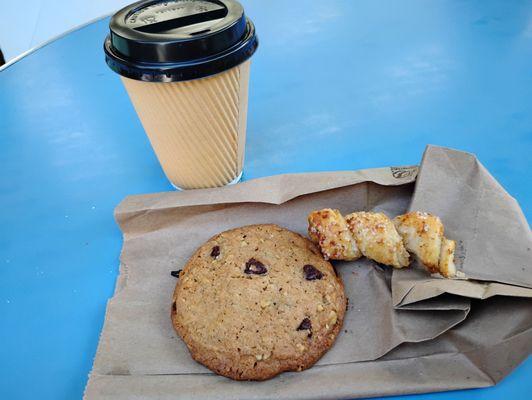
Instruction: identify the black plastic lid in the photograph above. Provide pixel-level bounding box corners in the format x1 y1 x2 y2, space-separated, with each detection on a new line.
104 0 258 82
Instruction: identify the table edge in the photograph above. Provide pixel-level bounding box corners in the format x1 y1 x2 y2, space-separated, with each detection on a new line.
0 13 111 72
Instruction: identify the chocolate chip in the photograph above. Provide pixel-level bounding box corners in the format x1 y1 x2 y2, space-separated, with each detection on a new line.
297 317 312 337
303 264 323 280
170 270 182 278
172 302 176 313
244 258 268 275
297 317 312 331
210 245 220 258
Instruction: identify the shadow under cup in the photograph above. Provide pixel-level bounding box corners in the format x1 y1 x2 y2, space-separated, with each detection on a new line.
104 0 258 189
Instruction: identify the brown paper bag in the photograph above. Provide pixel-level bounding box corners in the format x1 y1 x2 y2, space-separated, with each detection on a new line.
85 146 532 399
392 145 532 307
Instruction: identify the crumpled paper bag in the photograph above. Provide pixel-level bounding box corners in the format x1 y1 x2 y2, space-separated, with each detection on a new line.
84 145 532 399
392 145 532 307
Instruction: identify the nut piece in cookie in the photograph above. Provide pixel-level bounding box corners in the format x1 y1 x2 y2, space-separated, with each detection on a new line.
308 208 361 260
345 212 410 268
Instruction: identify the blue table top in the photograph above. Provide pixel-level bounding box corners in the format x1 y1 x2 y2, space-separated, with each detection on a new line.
1 1 531 399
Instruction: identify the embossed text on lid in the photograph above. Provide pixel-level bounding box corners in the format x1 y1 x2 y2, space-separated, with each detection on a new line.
104 0 258 82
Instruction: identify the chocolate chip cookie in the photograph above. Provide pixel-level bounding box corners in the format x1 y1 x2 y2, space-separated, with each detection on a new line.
171 224 346 380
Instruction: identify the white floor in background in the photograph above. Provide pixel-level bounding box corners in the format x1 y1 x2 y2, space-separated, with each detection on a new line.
0 0 131 62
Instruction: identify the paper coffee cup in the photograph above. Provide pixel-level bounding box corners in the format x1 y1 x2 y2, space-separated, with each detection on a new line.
104 0 258 189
